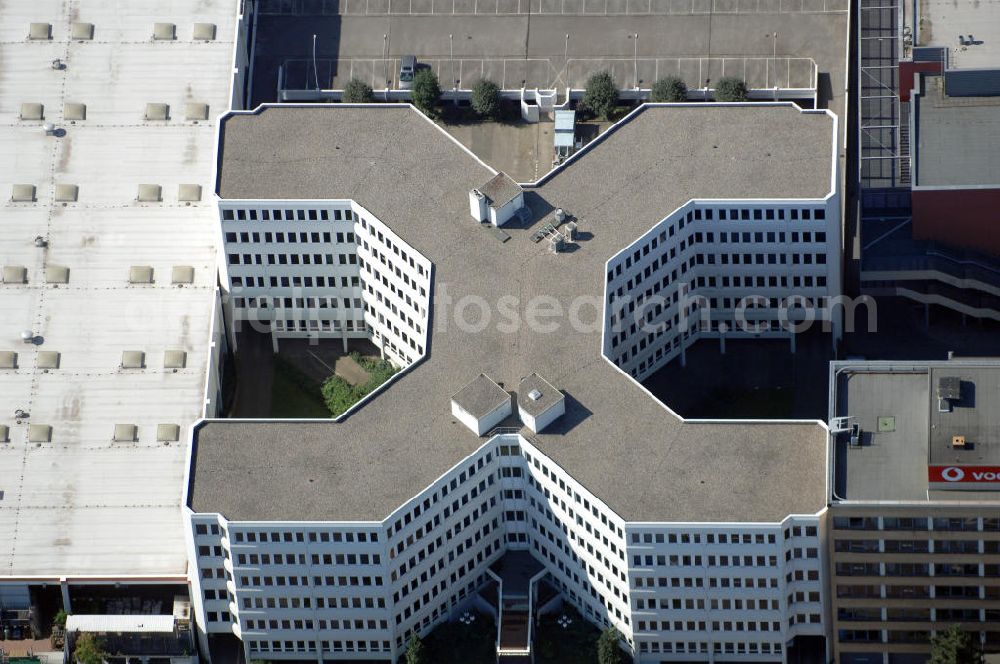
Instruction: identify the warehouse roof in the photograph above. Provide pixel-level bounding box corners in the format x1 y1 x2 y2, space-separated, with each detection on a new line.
0 0 237 578
194 102 836 524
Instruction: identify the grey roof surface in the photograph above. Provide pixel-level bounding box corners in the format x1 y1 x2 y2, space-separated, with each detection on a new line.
916 0 1000 70
914 76 1000 187
518 373 563 418
196 103 835 524
834 361 1000 503
451 373 510 419
929 366 1000 465
479 171 522 209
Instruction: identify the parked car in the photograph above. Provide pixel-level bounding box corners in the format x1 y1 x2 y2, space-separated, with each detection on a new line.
399 55 416 89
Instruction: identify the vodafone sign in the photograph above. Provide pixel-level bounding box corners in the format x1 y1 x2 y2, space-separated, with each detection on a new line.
929 465 1000 487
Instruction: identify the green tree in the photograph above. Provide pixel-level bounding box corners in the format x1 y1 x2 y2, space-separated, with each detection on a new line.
470 78 502 119
73 633 107 664
930 625 982 664
342 77 374 103
583 71 618 120
405 635 427 664
650 76 688 103
411 69 441 117
54 609 68 627
714 76 749 102
597 627 622 664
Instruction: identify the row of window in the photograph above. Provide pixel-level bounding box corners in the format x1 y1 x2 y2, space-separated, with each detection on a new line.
232 275 360 289
833 516 998 531
221 206 352 223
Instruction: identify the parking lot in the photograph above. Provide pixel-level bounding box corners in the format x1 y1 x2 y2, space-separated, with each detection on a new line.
283 54 816 91
261 0 847 16
252 10 846 105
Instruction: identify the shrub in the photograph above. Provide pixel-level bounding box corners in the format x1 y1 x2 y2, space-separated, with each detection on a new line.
714 77 749 102
411 69 441 116
470 78 501 118
342 77 374 103
930 624 982 664
597 628 623 664
583 71 618 120
321 352 398 417
650 76 688 103
74 634 106 664
405 636 427 664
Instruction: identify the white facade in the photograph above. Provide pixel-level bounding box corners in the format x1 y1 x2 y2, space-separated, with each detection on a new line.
518 397 565 434
490 191 525 228
451 399 513 436
219 200 431 367
186 434 826 664
604 197 842 381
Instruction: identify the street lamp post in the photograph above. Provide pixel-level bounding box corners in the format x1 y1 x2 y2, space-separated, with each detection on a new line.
630 33 639 89
450 33 456 103
312 34 319 91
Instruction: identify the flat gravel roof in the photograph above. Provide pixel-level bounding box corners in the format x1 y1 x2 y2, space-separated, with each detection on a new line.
915 76 1000 187
195 103 835 524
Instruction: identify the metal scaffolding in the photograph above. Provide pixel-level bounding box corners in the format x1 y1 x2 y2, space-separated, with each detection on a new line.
858 0 907 193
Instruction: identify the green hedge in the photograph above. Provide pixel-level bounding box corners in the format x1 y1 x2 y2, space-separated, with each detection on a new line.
321 352 398 417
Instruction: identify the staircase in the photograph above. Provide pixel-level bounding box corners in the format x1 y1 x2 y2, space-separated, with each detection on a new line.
498 598 530 658
898 102 911 186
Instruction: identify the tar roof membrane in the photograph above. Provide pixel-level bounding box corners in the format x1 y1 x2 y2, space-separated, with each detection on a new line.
194 102 835 524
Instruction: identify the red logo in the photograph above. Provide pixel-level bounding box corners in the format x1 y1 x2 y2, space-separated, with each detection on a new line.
941 467 965 482
929 466 1000 483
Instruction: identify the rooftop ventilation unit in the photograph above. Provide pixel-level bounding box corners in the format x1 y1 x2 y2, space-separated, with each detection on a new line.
937 376 961 412
157 424 181 442
64 103 86 121
20 103 44 121
28 23 52 40
11 184 35 202
450 373 512 436
37 351 60 369
4 266 28 284
517 373 565 433
193 23 217 40
564 221 577 241
70 22 94 40
469 188 488 223
152 22 176 40
54 184 78 202
28 424 51 443
554 208 567 223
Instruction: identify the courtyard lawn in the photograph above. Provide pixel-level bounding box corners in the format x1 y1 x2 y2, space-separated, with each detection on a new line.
270 357 329 418
422 613 496 664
